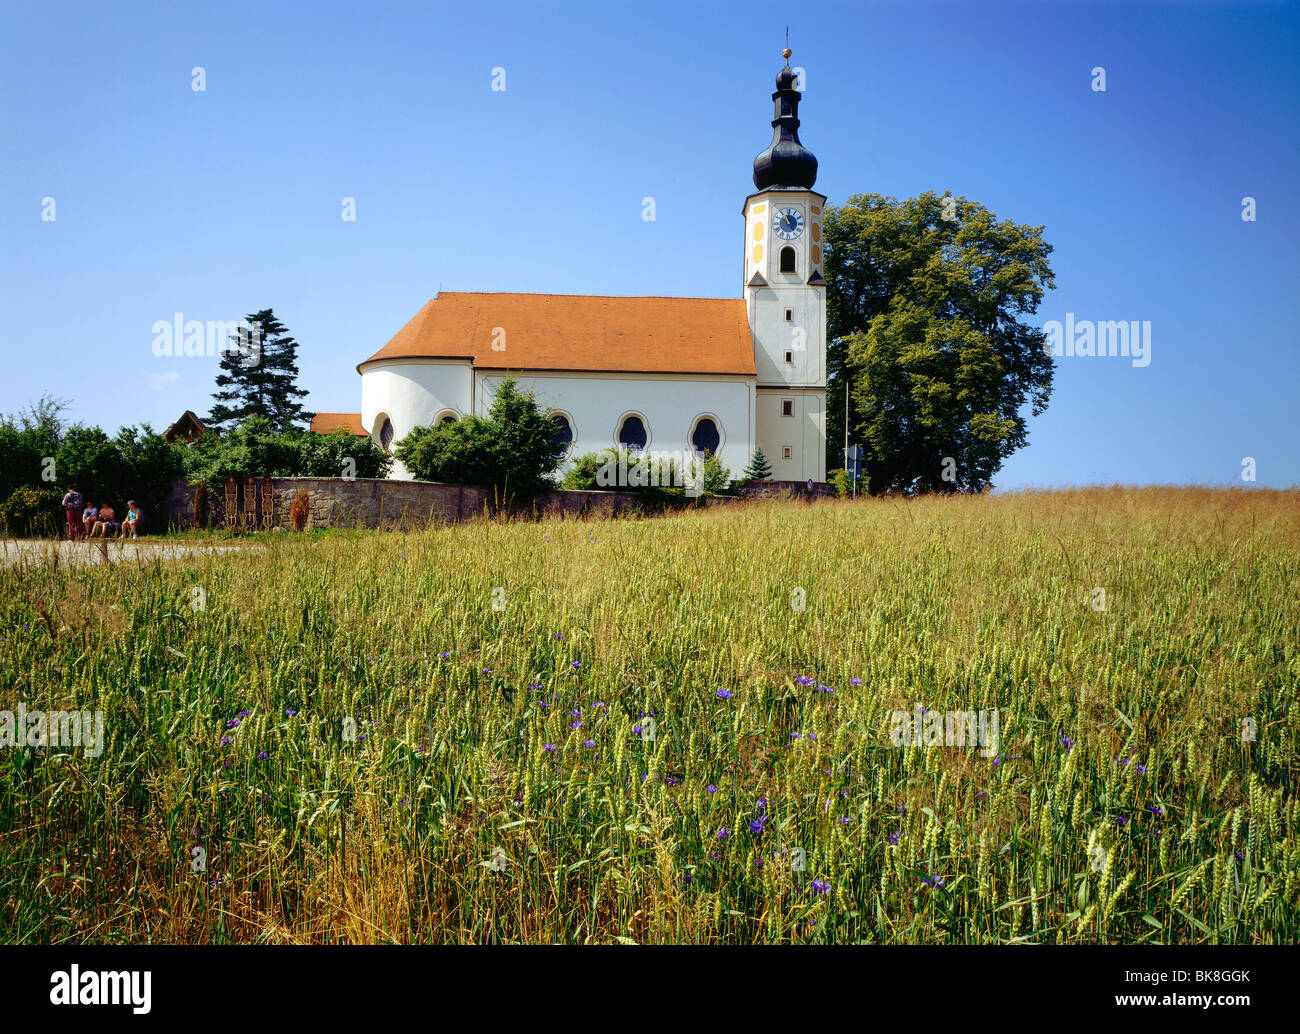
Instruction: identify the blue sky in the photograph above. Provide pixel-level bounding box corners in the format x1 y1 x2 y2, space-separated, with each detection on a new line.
2 0 1297 488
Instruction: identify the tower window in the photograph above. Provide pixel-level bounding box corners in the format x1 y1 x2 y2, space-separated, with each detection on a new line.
782 446 792 460
784 351 793 364
781 399 794 417
779 247 797 274
690 417 721 457
378 417 394 451
785 308 793 322
617 414 648 451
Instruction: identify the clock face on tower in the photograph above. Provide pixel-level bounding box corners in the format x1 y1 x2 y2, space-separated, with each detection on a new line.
773 207 804 240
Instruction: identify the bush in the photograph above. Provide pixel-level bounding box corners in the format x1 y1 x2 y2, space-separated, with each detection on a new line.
394 378 564 505
0 487 62 538
562 448 731 507
179 416 392 492
289 490 310 531
827 467 867 497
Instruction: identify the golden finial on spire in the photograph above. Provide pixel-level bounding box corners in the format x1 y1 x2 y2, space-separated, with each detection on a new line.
782 47 792 60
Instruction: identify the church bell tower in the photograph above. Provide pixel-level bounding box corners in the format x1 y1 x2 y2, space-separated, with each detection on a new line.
743 47 828 484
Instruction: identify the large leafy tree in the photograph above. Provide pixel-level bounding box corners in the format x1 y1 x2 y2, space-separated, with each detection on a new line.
208 309 313 433
395 378 565 504
825 192 1055 493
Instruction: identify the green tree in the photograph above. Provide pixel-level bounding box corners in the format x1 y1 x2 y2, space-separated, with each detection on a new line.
0 393 69 500
394 378 565 504
207 309 313 433
742 447 772 482
53 425 127 505
824 191 1055 493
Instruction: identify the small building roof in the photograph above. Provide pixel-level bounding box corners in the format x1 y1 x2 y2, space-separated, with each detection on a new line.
310 412 368 436
358 292 756 377
163 410 208 442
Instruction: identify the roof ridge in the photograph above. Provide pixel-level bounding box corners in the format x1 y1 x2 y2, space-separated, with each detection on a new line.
433 291 744 302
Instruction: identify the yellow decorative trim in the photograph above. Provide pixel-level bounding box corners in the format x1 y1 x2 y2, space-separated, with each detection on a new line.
752 221 764 242
810 205 821 215
751 202 767 214
753 244 763 263
811 223 821 242
812 245 821 264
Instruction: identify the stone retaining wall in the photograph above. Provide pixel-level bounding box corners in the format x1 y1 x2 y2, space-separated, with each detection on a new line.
161 477 711 531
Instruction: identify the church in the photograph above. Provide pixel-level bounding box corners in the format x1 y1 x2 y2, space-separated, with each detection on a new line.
313 49 828 486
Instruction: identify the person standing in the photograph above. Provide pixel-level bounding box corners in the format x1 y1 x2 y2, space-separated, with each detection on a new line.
60 486 84 540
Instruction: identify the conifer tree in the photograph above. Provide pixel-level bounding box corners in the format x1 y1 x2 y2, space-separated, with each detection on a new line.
208 309 313 433
743 447 773 481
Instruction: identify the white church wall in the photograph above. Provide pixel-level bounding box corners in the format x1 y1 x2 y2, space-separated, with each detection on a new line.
748 286 826 387
474 371 757 480
361 359 473 479
756 388 827 483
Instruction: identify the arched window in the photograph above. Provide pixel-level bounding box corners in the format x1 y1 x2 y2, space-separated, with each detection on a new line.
617 414 648 451
378 417 394 451
779 246 797 274
690 417 721 457
548 412 574 452
439 414 457 426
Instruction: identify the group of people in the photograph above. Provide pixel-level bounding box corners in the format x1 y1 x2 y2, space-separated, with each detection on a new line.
60 487 143 541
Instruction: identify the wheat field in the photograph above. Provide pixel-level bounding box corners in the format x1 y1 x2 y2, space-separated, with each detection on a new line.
1 487 1297 944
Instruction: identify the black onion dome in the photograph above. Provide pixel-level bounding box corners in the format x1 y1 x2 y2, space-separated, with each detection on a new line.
753 51 818 190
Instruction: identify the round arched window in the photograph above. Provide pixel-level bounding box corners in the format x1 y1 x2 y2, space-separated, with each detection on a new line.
439 414 457 426
690 417 721 456
548 413 574 451
780 246 797 274
617 414 648 451
378 417 394 451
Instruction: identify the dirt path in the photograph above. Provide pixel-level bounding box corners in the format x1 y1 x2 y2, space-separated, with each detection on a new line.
0 539 255 569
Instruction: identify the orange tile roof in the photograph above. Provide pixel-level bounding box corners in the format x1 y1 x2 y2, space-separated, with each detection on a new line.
358 293 756 376
310 412 367 436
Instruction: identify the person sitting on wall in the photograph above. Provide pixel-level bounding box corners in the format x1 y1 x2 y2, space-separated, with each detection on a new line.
90 502 118 538
81 501 99 538
121 500 143 540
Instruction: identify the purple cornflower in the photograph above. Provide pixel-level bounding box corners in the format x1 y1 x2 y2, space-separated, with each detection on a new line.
849 677 862 685
257 751 267 760
717 688 733 699
220 736 233 747
583 739 595 749
439 652 449 659
285 709 298 716
569 720 582 729
1060 736 1075 750
543 744 556 752
818 684 834 694
632 724 642 735
570 661 581 669
887 831 900 845
810 879 830 895
706 784 717 794
716 827 731 841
